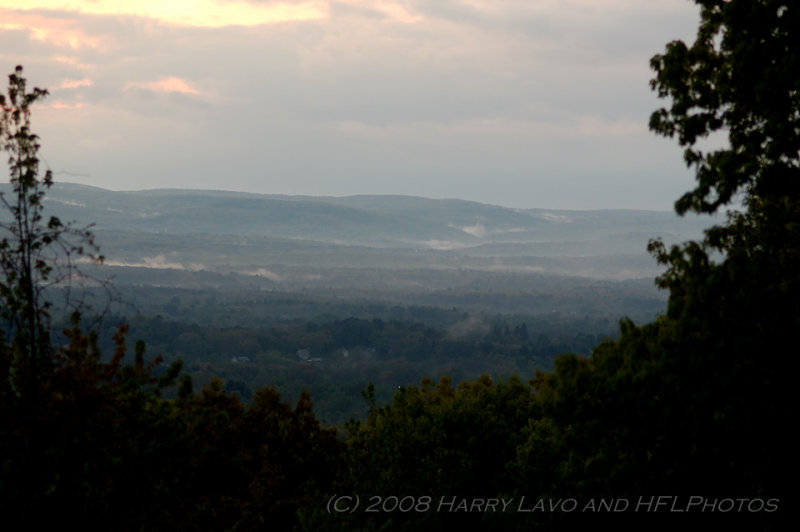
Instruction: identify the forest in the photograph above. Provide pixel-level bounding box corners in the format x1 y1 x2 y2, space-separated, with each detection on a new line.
82 307 614 425
0 1 794 530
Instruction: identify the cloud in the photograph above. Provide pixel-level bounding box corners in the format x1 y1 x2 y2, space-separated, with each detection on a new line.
1 0 700 210
48 100 86 109
56 77 92 88
333 0 422 23
0 0 328 27
126 76 202 95
0 9 105 48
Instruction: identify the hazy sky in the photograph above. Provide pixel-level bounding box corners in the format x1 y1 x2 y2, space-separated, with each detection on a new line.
0 0 703 210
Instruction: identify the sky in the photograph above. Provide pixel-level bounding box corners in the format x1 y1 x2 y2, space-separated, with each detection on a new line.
0 0 703 210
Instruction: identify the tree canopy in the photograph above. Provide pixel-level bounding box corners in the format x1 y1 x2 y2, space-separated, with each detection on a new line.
649 0 799 215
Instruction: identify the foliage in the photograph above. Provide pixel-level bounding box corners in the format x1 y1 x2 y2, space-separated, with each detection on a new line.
507 1 796 528
649 0 799 215
1 315 342 529
0 66 104 401
0 67 343 531
92 312 603 424
338 375 539 531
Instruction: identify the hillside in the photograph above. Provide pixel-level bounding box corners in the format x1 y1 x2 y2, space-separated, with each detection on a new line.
17 183 716 285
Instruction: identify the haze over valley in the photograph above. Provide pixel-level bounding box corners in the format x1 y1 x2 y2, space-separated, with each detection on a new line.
37 182 714 300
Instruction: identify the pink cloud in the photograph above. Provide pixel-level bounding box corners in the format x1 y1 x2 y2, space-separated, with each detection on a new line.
0 1 328 28
56 78 93 89
0 9 104 49
126 76 202 95
48 100 86 109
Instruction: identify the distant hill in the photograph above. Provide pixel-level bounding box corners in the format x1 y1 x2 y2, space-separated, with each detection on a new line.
30 183 713 248
1 182 716 282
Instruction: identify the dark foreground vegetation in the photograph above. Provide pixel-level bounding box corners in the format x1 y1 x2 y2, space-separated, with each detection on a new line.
1 1 795 529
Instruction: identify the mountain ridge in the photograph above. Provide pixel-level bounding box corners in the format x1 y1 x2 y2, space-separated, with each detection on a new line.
0 182 717 280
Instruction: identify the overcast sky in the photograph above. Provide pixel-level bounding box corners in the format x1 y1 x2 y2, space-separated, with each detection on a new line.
0 0 703 210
